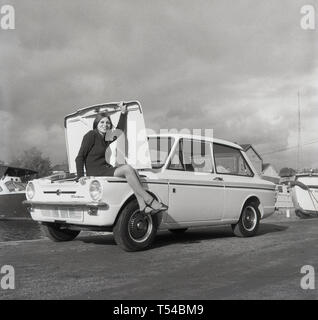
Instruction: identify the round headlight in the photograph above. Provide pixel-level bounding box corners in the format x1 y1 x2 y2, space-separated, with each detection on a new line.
89 180 102 201
26 182 35 200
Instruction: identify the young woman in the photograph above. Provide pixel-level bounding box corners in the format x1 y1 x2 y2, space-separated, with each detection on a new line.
75 102 168 215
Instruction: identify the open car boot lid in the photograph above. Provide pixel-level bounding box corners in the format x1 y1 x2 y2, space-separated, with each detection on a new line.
64 101 152 174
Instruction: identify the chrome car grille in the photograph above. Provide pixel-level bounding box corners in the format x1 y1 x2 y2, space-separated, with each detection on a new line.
40 207 83 221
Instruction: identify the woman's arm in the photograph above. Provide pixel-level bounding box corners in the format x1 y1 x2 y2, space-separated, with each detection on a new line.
116 101 128 132
116 112 127 132
106 103 127 142
75 131 95 178
107 109 127 142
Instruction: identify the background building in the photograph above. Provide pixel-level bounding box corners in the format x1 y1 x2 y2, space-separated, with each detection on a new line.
240 144 279 184
240 144 263 174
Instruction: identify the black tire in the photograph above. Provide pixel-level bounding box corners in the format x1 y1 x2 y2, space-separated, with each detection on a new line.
169 228 188 234
41 223 80 242
231 201 260 237
113 199 158 252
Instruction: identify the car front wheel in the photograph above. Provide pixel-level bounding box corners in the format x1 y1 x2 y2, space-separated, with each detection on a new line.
113 199 158 251
231 201 260 237
41 223 80 242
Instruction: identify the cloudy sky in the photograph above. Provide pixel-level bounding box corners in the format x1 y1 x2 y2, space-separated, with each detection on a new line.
0 0 317 171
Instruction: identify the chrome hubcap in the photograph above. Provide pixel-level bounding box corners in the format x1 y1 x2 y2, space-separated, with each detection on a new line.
242 206 257 231
128 210 152 243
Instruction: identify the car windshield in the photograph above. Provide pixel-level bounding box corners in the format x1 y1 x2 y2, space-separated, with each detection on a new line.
148 137 174 169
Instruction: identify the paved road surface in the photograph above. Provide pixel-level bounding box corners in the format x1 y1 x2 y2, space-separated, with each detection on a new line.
1 216 318 300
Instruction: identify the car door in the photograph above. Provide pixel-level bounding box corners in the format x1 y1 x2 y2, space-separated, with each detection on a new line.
165 138 225 223
213 143 256 221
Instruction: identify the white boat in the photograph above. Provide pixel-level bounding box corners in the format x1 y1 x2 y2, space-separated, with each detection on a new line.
290 173 318 218
0 165 37 220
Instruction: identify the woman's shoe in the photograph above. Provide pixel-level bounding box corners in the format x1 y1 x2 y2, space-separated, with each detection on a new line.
143 197 168 216
139 205 153 216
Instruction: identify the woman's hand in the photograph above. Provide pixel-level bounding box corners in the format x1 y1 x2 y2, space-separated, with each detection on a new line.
118 101 127 114
78 177 86 185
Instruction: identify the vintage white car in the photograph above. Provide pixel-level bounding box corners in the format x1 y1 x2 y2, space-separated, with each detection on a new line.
24 101 276 251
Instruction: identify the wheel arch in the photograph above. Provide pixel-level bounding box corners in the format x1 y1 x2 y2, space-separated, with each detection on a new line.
113 190 161 227
240 195 263 218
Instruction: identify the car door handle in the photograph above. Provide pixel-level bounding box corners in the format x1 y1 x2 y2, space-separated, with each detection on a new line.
213 177 223 181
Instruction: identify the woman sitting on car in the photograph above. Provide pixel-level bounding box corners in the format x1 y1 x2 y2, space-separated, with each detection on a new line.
75 102 168 216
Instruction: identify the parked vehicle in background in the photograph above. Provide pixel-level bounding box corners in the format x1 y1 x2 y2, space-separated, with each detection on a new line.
291 173 318 218
0 165 37 220
24 101 276 251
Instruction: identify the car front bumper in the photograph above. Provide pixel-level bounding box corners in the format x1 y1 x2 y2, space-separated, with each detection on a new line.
23 200 120 226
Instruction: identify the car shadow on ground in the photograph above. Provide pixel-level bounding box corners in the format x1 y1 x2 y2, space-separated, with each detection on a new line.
77 222 288 248
257 222 289 236
151 223 289 249
79 234 116 246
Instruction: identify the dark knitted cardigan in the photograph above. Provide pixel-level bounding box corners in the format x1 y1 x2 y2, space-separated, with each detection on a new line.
75 113 127 178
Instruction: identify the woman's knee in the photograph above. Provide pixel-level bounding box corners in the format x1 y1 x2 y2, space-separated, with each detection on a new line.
125 164 134 172
114 165 129 177
120 164 134 175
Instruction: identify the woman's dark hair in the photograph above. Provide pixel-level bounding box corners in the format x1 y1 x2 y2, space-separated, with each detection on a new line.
93 113 113 130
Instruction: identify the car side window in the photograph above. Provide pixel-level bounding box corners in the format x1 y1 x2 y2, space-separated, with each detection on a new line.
213 144 253 176
148 137 174 169
13 182 26 191
168 139 214 173
168 140 184 171
5 181 16 192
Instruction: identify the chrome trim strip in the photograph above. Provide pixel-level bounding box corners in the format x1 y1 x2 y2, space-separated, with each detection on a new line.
23 200 108 207
107 177 275 191
43 191 76 194
224 185 275 191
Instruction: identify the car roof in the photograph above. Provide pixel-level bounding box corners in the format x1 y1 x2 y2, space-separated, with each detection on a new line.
147 133 242 150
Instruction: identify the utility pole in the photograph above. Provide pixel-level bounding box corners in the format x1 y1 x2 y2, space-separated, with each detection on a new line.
297 91 301 172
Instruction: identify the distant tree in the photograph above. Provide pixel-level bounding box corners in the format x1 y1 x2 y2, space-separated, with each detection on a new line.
279 167 296 177
10 147 52 178
0 160 5 165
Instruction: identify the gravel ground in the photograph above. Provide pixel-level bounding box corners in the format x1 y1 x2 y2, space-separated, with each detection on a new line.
1 209 318 300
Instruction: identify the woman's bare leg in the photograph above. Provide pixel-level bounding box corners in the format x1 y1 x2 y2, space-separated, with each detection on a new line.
131 170 146 209
114 165 152 201
114 165 164 210
135 193 146 210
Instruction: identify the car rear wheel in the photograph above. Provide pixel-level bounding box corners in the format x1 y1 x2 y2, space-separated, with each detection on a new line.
41 223 80 242
169 228 188 234
113 199 158 252
231 201 260 237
